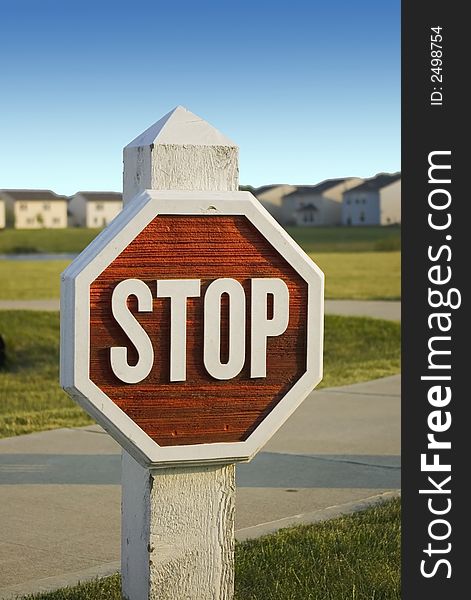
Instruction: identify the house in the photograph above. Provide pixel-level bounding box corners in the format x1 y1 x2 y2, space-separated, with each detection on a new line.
256 178 363 226
284 178 364 226
0 189 68 229
255 184 297 223
0 199 5 229
68 191 123 228
341 173 401 226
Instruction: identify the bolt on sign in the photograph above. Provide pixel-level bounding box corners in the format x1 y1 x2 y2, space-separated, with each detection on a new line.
60 190 324 466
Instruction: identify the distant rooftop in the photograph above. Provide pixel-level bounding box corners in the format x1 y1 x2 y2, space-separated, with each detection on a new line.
74 191 122 202
304 177 351 194
257 179 350 197
0 189 67 201
347 173 401 194
254 184 287 195
284 178 357 198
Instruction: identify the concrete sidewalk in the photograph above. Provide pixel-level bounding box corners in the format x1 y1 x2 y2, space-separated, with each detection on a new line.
325 299 400 321
0 300 61 311
0 299 401 321
0 375 400 598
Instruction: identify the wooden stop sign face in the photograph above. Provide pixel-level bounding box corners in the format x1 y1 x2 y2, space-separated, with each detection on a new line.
61 191 323 465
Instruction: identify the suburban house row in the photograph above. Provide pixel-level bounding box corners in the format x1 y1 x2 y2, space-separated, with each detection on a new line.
0 190 122 229
255 172 401 226
0 172 400 229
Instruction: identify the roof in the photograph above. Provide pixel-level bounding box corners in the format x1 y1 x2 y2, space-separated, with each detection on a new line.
284 178 353 198
75 191 122 203
256 178 362 199
346 172 401 194
255 184 286 195
303 178 350 194
0 189 67 201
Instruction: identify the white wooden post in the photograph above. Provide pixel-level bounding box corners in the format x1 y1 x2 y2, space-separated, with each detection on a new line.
121 106 238 600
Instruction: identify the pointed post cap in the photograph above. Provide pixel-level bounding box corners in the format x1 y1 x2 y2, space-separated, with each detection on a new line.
123 106 239 201
125 106 237 148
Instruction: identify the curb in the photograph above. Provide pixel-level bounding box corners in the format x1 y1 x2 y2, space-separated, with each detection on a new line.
0 561 120 600
236 489 400 541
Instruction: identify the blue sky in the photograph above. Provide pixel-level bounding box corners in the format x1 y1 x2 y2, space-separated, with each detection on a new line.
0 0 400 195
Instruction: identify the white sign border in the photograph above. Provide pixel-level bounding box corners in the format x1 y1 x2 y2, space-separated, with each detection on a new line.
60 190 324 467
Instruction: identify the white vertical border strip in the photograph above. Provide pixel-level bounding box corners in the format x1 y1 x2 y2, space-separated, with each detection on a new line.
60 190 324 466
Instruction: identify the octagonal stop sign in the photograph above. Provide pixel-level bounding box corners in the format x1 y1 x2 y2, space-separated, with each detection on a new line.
60 190 323 466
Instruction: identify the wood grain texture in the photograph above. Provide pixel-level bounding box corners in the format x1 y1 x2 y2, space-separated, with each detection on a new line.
123 145 238 205
152 145 239 193
149 463 235 600
89 215 308 446
123 145 152 206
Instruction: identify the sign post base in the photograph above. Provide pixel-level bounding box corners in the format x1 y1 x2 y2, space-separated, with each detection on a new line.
122 451 235 600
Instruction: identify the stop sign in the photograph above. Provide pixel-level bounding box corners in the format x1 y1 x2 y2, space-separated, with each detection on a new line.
61 190 323 466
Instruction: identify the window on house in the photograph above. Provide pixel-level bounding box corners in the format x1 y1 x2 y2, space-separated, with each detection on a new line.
52 217 60 224
26 217 34 224
19 203 27 211
355 199 360 204
43 203 51 210
360 211 365 223
96 203 104 211
346 199 351 205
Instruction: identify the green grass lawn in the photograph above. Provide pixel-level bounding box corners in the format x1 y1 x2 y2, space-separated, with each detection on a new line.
287 225 400 253
314 252 401 300
0 252 400 301
321 314 400 388
0 311 400 438
0 228 101 254
0 226 400 255
0 311 91 437
0 260 68 299
0 227 401 254
21 498 400 600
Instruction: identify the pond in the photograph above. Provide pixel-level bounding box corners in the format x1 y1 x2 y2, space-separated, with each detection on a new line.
0 253 77 261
